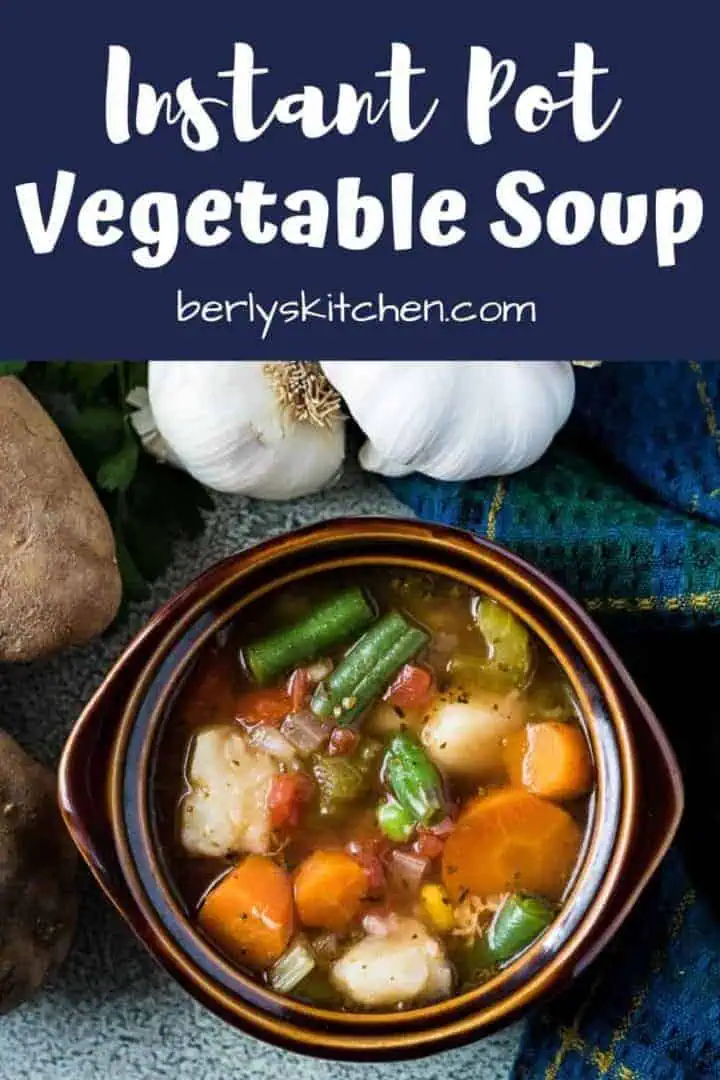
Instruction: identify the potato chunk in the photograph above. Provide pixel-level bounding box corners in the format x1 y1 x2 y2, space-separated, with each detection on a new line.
180 726 278 858
421 693 526 779
330 917 452 1008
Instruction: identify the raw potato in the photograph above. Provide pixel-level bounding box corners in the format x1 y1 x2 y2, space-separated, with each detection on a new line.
421 692 526 779
0 377 122 661
0 730 78 1013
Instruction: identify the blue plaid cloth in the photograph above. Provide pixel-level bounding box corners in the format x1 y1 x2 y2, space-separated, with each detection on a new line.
386 362 720 1079
390 362 720 630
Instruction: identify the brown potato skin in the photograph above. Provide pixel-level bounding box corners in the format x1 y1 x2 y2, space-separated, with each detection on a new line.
0 376 122 661
0 730 78 1013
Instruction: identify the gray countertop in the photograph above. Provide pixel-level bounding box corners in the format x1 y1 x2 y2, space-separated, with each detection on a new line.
0 465 522 1080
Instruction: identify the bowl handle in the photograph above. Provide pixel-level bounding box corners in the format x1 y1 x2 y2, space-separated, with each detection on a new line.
57 630 160 931
580 670 684 971
58 581 210 932
58 547 253 934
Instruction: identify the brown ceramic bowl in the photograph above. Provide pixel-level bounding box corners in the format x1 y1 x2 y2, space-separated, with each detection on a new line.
58 517 683 1061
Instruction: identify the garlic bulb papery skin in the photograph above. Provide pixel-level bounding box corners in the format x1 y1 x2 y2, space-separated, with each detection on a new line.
127 387 183 466
320 361 575 482
147 361 345 499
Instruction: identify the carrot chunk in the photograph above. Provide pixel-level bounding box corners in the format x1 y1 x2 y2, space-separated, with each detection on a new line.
441 788 582 902
198 855 294 969
294 849 368 931
504 722 593 802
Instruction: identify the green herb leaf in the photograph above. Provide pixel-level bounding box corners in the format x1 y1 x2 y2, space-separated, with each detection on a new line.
64 362 118 396
113 528 151 602
123 516 174 582
0 361 28 376
123 362 148 394
97 430 140 492
66 404 126 450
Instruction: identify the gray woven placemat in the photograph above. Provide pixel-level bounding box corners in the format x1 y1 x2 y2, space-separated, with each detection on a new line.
0 463 521 1080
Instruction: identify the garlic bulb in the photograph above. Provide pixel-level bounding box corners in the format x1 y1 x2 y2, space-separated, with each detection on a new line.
126 387 182 465
146 361 345 499
320 361 574 482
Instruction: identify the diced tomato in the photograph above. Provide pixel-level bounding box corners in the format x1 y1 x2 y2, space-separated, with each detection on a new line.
412 830 445 859
268 773 315 830
328 728 360 756
346 839 386 895
288 668 311 712
235 688 291 727
385 665 434 709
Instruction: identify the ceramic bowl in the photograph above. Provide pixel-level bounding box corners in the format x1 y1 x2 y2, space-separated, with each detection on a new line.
58 518 683 1060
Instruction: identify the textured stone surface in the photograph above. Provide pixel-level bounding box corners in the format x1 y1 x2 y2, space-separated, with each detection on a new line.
0 463 521 1080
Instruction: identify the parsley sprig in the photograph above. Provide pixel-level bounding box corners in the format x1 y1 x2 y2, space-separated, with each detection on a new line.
1 361 213 605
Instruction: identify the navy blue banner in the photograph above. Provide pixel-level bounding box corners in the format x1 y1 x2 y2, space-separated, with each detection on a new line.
0 1 715 359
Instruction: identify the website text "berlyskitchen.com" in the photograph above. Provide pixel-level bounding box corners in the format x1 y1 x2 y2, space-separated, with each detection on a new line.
176 289 537 340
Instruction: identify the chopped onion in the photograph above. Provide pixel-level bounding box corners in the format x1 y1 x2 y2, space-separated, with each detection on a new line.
387 850 430 894
428 816 456 839
248 724 297 765
269 939 316 993
311 931 341 965
361 912 401 937
281 711 331 755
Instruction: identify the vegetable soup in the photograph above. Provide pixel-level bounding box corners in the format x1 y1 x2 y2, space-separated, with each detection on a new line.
153 570 594 1012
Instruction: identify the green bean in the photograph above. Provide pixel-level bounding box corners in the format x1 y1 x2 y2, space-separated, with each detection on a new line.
311 613 407 718
311 613 429 725
486 893 556 964
455 935 495 987
377 797 416 842
244 586 374 684
384 731 444 827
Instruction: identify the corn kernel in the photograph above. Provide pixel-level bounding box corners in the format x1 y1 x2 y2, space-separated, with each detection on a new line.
421 884 454 932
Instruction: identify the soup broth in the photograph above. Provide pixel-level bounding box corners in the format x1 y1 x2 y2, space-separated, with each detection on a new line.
154 569 594 1012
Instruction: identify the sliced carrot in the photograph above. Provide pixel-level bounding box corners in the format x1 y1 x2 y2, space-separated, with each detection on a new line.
385 664 434 709
504 722 593 802
441 788 583 902
234 688 291 727
294 849 368 931
198 855 293 969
